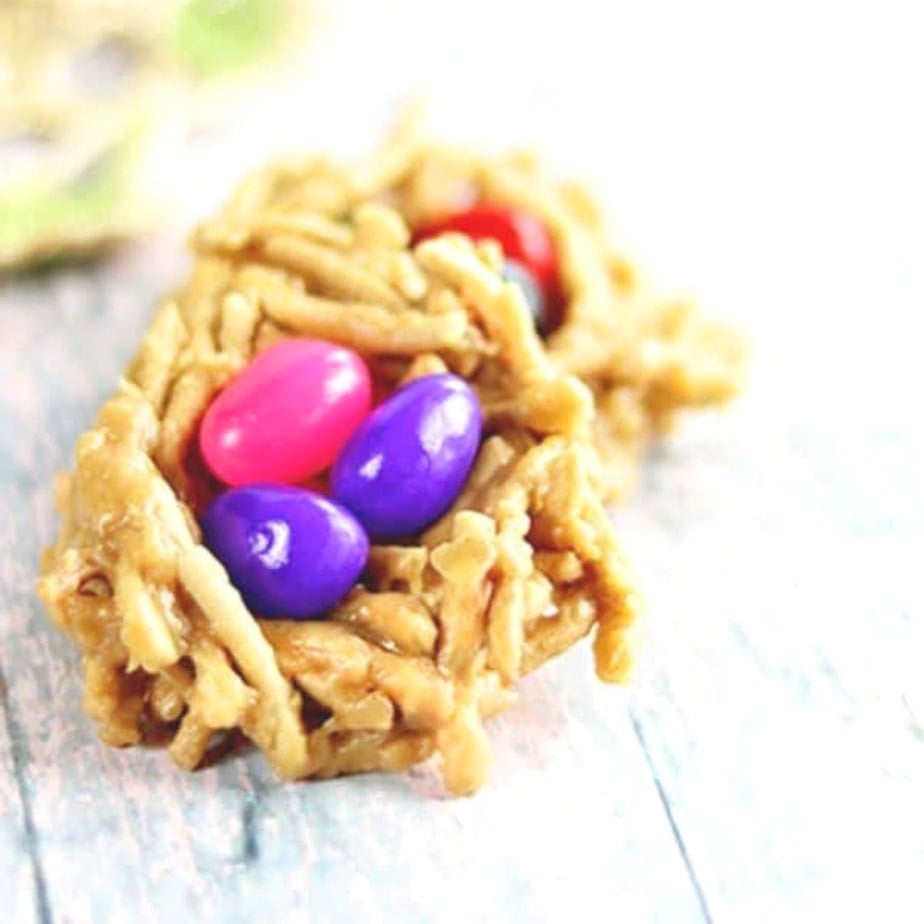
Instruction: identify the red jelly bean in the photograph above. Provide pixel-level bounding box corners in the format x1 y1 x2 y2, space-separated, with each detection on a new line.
414 203 558 295
199 339 372 486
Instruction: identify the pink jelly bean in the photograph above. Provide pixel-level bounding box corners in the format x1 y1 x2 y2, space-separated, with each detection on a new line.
199 339 372 486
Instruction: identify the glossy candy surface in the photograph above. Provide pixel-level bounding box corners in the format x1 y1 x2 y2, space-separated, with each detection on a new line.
199 339 371 486
201 485 368 619
414 203 558 295
331 373 482 539
502 258 547 331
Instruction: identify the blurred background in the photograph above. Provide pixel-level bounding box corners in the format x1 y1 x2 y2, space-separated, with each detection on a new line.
2 2 922 922
4 0 923 323
4 0 923 408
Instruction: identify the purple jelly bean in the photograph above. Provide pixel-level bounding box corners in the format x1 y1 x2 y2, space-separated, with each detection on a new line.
331 373 482 539
201 485 368 619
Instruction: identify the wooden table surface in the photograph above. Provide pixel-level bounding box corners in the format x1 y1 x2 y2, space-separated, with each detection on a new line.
2 3 923 921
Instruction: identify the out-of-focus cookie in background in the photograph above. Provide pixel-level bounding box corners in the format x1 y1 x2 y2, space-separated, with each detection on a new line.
0 0 312 273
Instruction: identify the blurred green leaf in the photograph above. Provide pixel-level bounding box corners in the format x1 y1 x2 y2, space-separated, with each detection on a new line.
0 135 138 256
173 0 286 80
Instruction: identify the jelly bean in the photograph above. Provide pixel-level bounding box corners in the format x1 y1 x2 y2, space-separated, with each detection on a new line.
502 258 548 332
331 373 482 539
199 339 371 486
414 203 558 295
201 485 368 619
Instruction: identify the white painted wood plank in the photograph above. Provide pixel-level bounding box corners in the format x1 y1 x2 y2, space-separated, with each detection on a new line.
5 658 708 924
618 379 924 923
0 672 42 924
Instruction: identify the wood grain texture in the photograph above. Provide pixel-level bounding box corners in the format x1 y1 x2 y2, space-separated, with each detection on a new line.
616 344 924 923
0 670 42 924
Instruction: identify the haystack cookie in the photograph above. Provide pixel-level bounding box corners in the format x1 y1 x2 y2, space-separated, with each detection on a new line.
38 186 639 793
198 114 745 498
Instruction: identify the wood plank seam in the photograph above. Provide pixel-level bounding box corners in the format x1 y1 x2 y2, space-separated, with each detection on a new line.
240 788 261 865
0 661 54 924
629 709 714 924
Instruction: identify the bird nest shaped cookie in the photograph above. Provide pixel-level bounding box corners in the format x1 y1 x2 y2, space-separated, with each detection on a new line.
195 114 745 499
39 196 639 794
